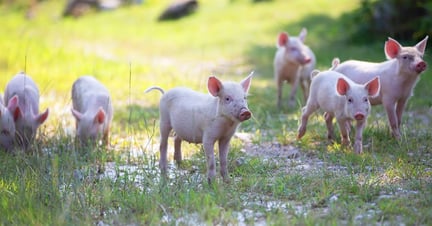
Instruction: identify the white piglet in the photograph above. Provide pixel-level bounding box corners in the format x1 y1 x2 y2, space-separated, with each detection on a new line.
298 70 380 154
4 72 49 150
71 76 113 147
0 94 19 151
274 28 316 108
334 36 428 139
146 73 253 183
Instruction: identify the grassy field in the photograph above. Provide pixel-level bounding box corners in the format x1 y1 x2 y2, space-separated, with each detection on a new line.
1 0 431 225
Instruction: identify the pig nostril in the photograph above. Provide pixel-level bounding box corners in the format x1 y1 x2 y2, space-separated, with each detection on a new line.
240 111 251 121
417 62 427 72
354 114 364 121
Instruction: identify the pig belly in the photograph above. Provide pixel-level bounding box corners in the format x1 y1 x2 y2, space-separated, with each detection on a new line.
168 110 204 143
171 123 203 143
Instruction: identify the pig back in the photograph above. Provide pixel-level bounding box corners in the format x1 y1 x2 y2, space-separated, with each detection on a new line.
160 87 217 143
4 73 40 114
72 76 110 108
72 76 113 117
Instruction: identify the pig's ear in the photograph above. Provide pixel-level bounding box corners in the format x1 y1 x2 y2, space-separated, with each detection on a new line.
331 58 340 70
7 95 21 121
241 71 254 93
311 70 320 78
277 32 289 47
7 95 19 111
208 76 223 97
94 108 106 124
336 78 350 95
71 108 83 121
299 28 307 42
365 77 380 97
415 36 428 55
385 37 402 59
36 108 49 125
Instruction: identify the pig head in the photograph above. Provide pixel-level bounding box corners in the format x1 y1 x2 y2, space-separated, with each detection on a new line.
334 36 428 139
4 72 49 150
71 76 113 147
0 95 19 152
274 28 316 108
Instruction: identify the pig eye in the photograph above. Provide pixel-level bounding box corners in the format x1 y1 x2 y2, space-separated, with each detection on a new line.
347 97 353 103
290 47 297 52
402 55 413 61
225 96 232 103
363 97 368 102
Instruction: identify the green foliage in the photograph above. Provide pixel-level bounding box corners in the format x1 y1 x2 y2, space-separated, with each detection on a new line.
342 0 432 43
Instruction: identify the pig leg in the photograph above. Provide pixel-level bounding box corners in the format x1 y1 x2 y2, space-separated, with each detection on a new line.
382 99 400 139
300 78 310 102
337 118 350 146
203 138 217 184
203 141 216 184
159 120 171 175
218 137 231 183
324 112 336 141
276 77 284 108
297 103 318 139
103 128 110 147
395 97 408 132
353 120 365 154
288 72 301 107
174 136 182 165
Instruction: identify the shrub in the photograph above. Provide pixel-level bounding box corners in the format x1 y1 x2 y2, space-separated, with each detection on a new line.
342 0 432 43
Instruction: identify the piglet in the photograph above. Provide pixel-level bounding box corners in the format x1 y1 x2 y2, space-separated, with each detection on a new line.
274 28 316 108
71 76 113 147
334 36 428 139
0 94 19 152
4 72 49 150
297 70 380 154
145 73 253 183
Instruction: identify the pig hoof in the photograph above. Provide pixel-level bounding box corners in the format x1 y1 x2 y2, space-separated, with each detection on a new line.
392 131 401 140
354 143 363 154
207 177 213 185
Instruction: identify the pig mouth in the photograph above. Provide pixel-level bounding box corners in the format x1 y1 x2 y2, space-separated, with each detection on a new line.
415 67 426 74
354 113 365 121
238 108 252 122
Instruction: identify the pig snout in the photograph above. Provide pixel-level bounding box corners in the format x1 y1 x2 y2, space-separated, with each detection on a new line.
302 57 311 64
354 113 365 121
239 108 251 121
416 61 427 73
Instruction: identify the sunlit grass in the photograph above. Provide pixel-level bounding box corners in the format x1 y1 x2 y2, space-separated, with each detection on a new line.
0 0 432 225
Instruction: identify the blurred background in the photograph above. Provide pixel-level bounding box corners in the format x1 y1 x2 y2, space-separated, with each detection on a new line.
0 0 431 136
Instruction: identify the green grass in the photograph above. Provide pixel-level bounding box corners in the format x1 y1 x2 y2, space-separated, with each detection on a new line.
1 0 432 225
